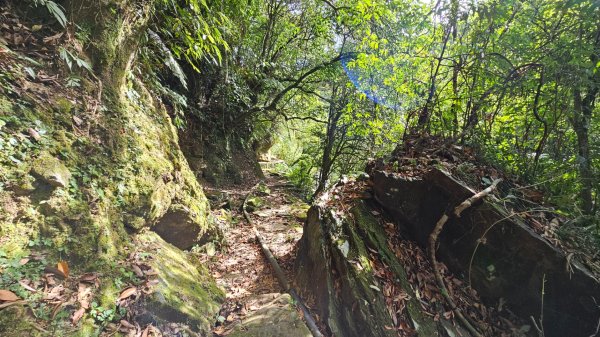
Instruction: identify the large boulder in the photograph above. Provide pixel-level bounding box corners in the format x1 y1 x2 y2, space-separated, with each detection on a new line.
372 168 600 337
151 204 214 250
133 231 224 335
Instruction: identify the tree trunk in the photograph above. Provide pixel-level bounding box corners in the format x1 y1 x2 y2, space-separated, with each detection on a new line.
65 0 154 92
572 88 595 214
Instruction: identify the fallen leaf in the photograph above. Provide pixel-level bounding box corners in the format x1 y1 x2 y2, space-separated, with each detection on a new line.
43 32 63 44
120 319 135 329
57 261 69 278
141 326 150 337
79 273 98 283
369 284 381 292
0 289 19 302
117 286 137 301
19 258 30 265
19 280 37 292
131 264 144 278
77 283 92 308
143 268 159 276
72 308 85 325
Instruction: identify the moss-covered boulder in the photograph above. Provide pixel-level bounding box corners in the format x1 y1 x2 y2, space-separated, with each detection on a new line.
31 152 71 188
151 203 215 250
133 231 224 335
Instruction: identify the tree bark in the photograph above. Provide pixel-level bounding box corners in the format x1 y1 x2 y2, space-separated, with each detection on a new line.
571 87 595 214
66 0 155 92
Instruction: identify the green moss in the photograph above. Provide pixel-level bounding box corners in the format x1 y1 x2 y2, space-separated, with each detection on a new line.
55 98 74 114
0 306 43 337
135 231 224 334
0 37 216 335
31 152 71 188
0 96 12 113
349 202 438 336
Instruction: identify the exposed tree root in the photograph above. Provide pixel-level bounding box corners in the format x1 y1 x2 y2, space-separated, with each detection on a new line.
428 179 502 337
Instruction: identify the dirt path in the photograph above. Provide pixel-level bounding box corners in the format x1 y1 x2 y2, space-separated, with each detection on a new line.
200 173 310 336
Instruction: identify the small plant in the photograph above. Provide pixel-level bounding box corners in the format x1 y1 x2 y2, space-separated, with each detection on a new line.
59 47 93 73
66 76 81 88
89 302 115 324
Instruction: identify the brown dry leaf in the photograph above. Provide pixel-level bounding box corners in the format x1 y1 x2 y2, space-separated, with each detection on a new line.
42 32 63 44
117 286 137 301
79 273 98 283
72 308 85 325
72 115 83 126
46 285 65 300
119 319 135 329
19 258 30 265
0 289 19 302
45 273 57 285
19 280 37 292
132 264 144 278
57 261 69 278
141 326 150 337
143 268 159 276
77 283 92 309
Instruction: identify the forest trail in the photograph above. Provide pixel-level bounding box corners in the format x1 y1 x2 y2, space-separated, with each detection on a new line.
200 172 313 336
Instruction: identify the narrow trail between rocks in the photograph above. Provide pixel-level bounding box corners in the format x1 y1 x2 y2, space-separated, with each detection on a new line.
199 172 312 336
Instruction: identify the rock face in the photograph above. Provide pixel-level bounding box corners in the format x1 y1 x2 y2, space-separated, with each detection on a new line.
227 293 311 337
134 231 224 335
295 201 439 337
372 169 600 337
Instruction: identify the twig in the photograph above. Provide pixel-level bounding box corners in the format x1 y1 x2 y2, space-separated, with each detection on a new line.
589 314 600 337
0 299 28 310
243 184 324 337
428 179 502 337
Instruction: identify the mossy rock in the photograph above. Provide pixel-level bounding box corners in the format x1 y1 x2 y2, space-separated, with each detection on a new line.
227 293 311 337
151 203 211 250
295 201 439 337
0 306 44 337
31 152 71 188
289 200 310 222
133 231 225 335
256 181 271 196
245 196 264 212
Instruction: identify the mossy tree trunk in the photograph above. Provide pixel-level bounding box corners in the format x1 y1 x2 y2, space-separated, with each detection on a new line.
65 0 154 93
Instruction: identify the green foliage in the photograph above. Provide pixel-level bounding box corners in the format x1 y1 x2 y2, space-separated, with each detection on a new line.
58 47 92 73
154 0 231 70
32 0 67 27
